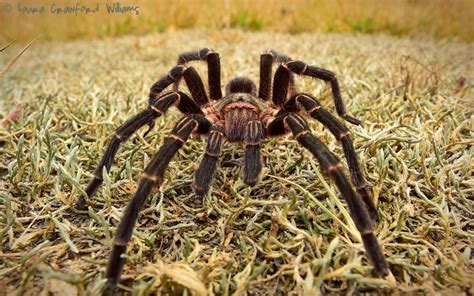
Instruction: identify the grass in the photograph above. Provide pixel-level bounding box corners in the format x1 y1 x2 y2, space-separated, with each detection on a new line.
0 0 473 42
0 29 473 295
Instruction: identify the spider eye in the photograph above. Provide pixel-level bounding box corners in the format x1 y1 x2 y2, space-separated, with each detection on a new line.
236 97 245 102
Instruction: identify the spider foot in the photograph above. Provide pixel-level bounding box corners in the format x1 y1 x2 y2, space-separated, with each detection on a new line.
75 196 88 211
192 184 209 198
103 281 118 295
76 177 101 210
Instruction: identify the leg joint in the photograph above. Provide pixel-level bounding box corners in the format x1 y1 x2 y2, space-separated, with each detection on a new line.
294 130 310 140
308 105 322 114
114 132 124 141
325 163 343 175
284 60 307 74
168 65 187 80
141 172 158 183
201 47 215 56
339 130 351 140
167 134 186 145
93 174 103 181
263 49 274 56
150 105 164 115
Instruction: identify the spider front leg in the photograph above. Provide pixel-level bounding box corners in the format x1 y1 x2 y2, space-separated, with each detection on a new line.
286 93 379 220
77 91 193 209
174 48 222 101
258 49 296 101
150 63 209 106
105 115 210 289
268 113 389 277
272 59 361 125
78 60 209 209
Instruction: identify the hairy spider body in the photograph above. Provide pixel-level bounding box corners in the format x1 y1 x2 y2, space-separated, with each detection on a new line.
77 48 389 289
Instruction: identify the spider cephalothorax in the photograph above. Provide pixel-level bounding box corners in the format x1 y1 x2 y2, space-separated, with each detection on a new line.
77 48 390 289
206 76 263 142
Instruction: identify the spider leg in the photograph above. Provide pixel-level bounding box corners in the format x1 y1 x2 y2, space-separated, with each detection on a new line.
285 93 379 220
243 120 264 186
77 92 202 209
193 125 224 196
267 113 389 277
79 57 211 209
150 64 209 106
258 49 296 101
105 115 209 289
272 59 361 125
174 48 222 101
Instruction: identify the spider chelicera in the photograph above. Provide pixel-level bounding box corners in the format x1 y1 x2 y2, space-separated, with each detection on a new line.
77 48 389 289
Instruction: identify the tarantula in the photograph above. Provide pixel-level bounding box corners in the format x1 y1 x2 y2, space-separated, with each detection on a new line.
77 48 389 289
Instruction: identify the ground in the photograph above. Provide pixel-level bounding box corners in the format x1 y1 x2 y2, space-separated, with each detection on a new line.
0 30 473 295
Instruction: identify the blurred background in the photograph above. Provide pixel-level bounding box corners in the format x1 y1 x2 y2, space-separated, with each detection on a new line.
1 0 473 42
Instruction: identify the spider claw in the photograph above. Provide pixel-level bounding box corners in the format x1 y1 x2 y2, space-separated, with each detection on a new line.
192 183 210 197
103 280 118 295
75 196 88 211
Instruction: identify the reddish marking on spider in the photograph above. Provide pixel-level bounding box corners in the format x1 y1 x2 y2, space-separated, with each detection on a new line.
294 130 309 139
339 130 351 139
114 133 123 141
222 101 260 114
261 106 280 128
326 163 343 175
150 105 164 115
167 134 185 144
308 104 321 113
202 103 221 125
141 173 158 182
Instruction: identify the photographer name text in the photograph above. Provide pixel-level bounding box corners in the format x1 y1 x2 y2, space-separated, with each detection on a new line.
15 2 140 15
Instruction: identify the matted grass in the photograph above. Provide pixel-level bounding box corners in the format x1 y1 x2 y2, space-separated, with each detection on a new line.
0 30 473 295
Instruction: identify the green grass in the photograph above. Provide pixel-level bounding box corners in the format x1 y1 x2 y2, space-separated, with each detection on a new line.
0 29 473 295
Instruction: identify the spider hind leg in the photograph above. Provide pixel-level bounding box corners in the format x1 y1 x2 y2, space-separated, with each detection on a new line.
105 115 208 289
267 113 389 277
295 93 379 220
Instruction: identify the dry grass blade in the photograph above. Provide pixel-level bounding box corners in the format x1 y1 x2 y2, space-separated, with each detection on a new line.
0 40 15 52
0 35 41 78
144 261 207 296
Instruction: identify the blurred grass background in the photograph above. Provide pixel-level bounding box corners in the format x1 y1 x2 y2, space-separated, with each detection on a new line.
1 0 473 42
